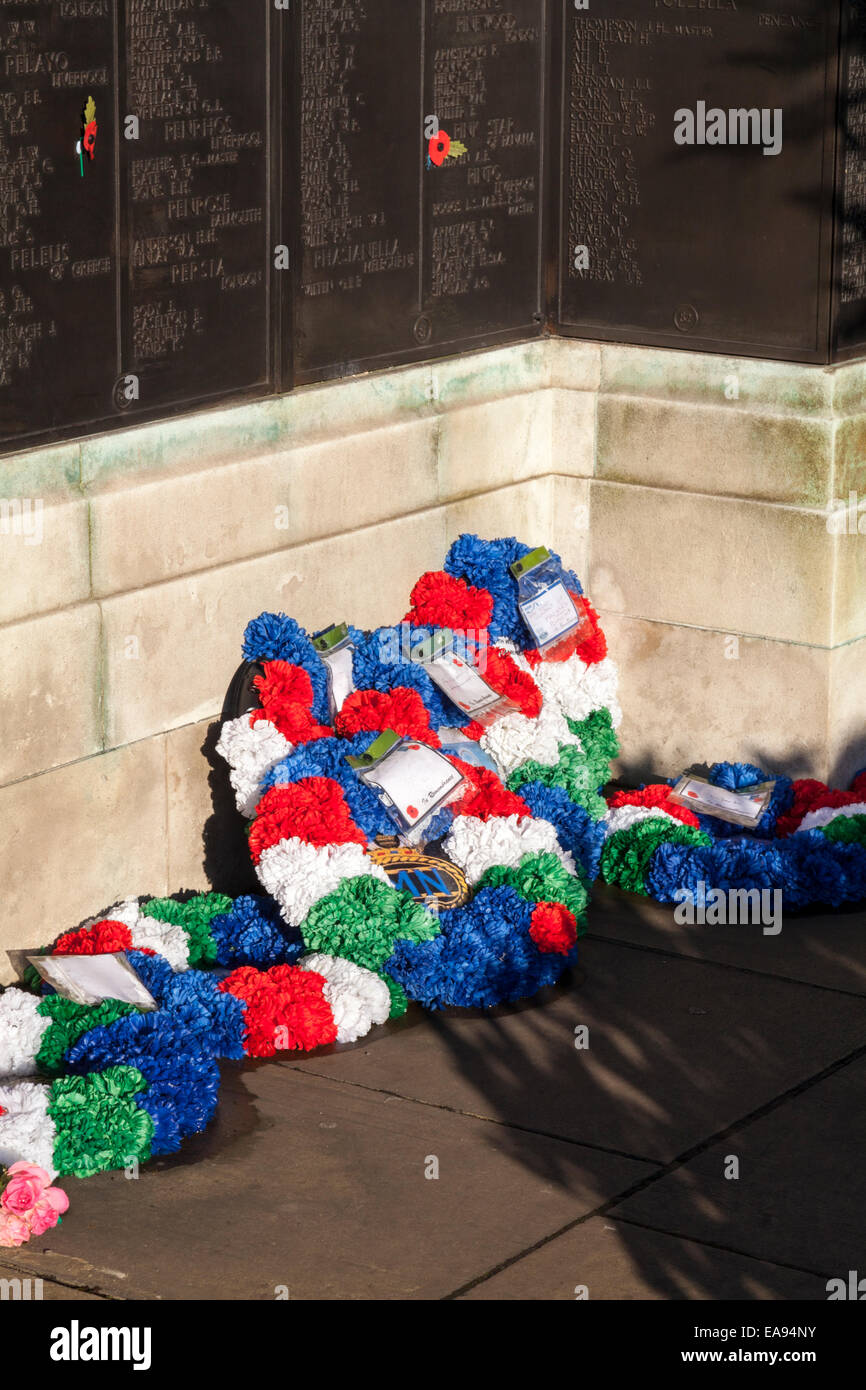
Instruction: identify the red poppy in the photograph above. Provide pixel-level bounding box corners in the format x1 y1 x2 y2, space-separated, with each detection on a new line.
429 131 451 166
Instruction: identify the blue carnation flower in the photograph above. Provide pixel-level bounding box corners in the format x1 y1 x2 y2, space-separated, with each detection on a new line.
647 830 866 910
385 885 576 1008
351 627 473 731
444 534 583 647
519 782 606 881
124 950 174 1002
242 612 330 723
65 1012 222 1156
261 731 396 838
209 895 304 967
159 970 247 1059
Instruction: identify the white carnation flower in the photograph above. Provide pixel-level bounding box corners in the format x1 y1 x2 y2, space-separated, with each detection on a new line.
536 654 622 728
582 659 622 728
257 838 390 928
796 802 866 833
0 990 49 1079
299 953 391 1044
0 1079 57 1177
129 916 191 973
443 813 576 885
216 715 294 818
604 804 681 837
533 652 589 711
82 898 144 934
481 704 575 779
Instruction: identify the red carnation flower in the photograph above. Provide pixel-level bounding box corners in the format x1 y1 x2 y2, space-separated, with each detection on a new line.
850 769 866 800
249 777 367 861
525 591 600 665
256 659 313 709
775 778 832 837
573 596 608 666
250 661 332 744
53 919 133 956
335 687 440 746
460 719 485 742
606 785 702 828
219 964 337 1056
404 570 493 631
820 790 865 809
450 761 532 821
530 902 578 954
777 784 866 837
483 646 542 718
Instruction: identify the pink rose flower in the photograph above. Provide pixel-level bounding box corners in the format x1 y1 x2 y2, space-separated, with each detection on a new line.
0 1211 31 1248
28 1188 69 1237
1 1162 51 1216
42 1185 69 1214
5 1160 52 1185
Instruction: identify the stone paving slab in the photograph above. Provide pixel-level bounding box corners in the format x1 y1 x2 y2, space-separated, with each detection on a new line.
7 1066 653 1301
4 888 865 1301
0 1264 103 1301
610 1053 866 1277
589 884 866 997
294 939 866 1164
457 1216 827 1301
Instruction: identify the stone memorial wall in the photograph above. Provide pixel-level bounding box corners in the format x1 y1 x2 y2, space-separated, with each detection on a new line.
3 0 864 457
